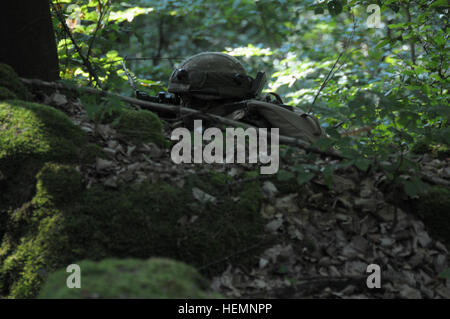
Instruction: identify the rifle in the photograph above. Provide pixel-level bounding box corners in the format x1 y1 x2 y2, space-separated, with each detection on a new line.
121 59 180 105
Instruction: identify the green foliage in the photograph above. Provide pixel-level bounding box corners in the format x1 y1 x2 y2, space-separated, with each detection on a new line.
45 3 450 170
38 258 221 298
50 1 448 183
81 94 125 121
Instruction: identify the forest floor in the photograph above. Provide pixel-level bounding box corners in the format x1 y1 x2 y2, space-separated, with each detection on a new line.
32 89 450 299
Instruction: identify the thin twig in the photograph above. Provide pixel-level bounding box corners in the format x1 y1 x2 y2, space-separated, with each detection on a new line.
310 12 356 110
51 1 103 89
86 0 110 62
311 51 345 109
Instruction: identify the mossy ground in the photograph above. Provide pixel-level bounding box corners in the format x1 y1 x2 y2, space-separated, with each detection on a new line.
0 63 32 101
38 258 222 299
0 162 264 298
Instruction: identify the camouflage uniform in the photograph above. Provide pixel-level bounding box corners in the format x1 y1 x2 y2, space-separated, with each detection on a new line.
168 52 324 144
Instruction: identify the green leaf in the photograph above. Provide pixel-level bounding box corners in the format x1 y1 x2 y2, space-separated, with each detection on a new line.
403 177 429 197
297 172 315 185
355 158 372 171
430 0 449 8
277 169 294 182
375 39 391 49
80 94 100 119
388 23 405 29
322 165 334 188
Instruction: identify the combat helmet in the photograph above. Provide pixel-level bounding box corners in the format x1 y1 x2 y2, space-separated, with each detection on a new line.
168 52 265 100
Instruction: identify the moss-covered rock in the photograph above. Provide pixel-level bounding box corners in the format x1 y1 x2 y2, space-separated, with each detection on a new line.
0 87 17 101
0 64 31 101
92 106 168 147
34 163 84 206
415 186 450 246
113 108 168 147
0 163 265 298
38 258 221 299
0 99 88 215
0 100 86 161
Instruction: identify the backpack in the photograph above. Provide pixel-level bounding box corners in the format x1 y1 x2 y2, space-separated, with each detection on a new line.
246 100 324 143
204 94 325 144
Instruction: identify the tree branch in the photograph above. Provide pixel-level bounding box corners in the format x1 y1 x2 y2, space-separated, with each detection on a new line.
86 0 110 61
50 1 103 89
310 13 356 110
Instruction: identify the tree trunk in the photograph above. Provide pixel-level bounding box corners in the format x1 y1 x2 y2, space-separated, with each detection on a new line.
0 0 59 81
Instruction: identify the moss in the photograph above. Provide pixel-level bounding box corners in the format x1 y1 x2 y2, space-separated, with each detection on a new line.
1 212 71 298
208 171 232 186
79 143 109 162
33 164 83 207
0 168 265 298
0 64 31 101
0 164 83 297
38 258 222 299
91 106 169 147
0 87 17 101
237 180 262 214
0 100 86 162
113 108 168 147
415 186 450 246
0 100 88 214
0 95 264 299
